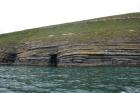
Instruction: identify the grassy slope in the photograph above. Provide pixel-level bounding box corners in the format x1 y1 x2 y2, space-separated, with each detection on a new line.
0 12 140 45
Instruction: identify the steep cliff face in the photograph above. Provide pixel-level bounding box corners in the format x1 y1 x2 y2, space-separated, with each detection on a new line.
0 46 17 64
0 13 140 66
14 41 140 66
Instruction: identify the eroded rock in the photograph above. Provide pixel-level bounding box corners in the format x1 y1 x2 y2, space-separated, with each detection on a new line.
0 41 139 66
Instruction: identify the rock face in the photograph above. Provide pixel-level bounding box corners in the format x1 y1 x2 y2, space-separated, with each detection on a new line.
0 13 140 66
0 46 17 64
0 41 139 66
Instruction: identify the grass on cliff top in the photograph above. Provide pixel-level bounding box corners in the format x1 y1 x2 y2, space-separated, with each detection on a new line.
0 12 140 45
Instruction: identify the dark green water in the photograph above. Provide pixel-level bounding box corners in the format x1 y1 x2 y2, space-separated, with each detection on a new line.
0 66 139 93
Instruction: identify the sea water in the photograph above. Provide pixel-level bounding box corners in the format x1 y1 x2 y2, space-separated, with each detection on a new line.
0 66 139 93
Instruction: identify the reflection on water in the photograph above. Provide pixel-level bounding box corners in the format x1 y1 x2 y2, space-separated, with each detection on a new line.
0 66 139 93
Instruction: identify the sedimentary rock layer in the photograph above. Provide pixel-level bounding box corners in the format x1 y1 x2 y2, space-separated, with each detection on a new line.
1 41 139 66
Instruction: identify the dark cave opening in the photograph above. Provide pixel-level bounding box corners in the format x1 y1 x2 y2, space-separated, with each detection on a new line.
49 54 58 67
4 53 17 63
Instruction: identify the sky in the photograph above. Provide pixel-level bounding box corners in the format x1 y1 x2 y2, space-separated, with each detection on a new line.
0 0 140 34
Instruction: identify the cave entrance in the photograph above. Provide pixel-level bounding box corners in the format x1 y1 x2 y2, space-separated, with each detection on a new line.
49 54 58 67
3 53 17 64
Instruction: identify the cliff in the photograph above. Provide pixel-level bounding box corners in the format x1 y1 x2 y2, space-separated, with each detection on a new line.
0 12 140 66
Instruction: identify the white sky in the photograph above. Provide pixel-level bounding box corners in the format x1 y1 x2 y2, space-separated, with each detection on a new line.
0 0 140 34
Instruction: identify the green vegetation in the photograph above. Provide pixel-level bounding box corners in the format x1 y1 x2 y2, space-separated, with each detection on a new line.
0 12 140 45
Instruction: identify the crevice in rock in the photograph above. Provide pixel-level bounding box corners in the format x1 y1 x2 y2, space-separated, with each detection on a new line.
49 54 58 67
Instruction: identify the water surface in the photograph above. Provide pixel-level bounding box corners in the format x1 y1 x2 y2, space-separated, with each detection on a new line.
0 66 139 93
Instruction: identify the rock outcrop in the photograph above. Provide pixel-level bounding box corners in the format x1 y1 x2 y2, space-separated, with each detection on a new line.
0 41 139 66
0 12 140 66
